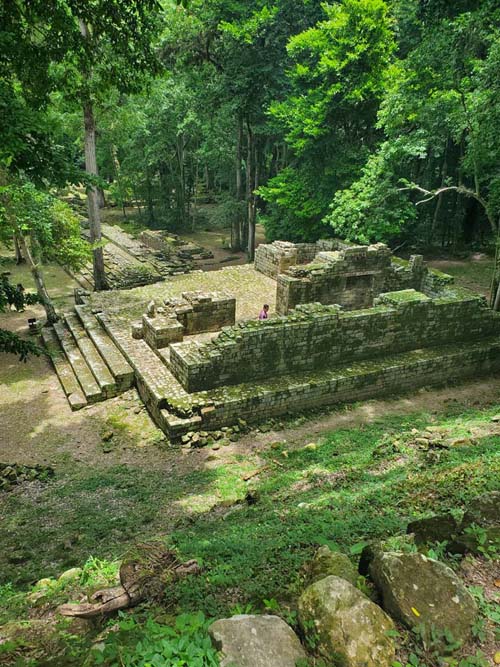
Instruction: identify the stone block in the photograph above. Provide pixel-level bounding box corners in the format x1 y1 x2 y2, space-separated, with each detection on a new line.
142 314 183 349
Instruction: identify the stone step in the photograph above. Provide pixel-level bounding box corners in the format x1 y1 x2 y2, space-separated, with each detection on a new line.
52 321 103 404
41 328 87 410
97 313 188 432
64 312 117 399
98 314 178 403
74 306 134 392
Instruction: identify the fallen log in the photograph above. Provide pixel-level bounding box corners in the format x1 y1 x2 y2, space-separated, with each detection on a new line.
58 545 201 618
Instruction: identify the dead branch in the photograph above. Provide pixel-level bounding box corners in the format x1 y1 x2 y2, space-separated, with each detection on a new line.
58 547 201 619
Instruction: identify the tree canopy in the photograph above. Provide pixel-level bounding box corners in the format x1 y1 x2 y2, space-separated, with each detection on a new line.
2 0 500 304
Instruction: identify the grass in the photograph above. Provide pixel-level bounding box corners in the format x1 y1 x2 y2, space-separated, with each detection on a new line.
0 400 498 665
427 257 494 297
1 402 499 606
167 406 500 615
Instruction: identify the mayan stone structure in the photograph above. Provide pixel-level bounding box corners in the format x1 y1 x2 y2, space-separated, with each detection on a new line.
254 239 337 279
45 239 500 441
136 291 235 350
170 289 500 392
256 240 433 314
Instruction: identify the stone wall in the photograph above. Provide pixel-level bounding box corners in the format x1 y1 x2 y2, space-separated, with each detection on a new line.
139 230 177 255
169 290 500 392
171 291 235 335
254 240 336 279
276 243 393 314
142 314 183 349
139 291 235 350
192 339 500 432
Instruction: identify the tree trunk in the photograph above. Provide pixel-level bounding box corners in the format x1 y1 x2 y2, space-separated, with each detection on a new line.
17 234 59 324
246 122 258 262
14 235 24 264
145 166 155 225
490 224 500 310
97 187 106 209
493 281 500 311
79 19 108 291
83 100 108 291
429 145 448 246
232 115 243 251
111 144 127 218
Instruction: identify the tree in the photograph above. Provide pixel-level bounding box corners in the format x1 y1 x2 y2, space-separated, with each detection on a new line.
259 0 395 242
326 0 500 305
0 274 41 361
159 0 325 255
1 0 161 290
0 174 90 324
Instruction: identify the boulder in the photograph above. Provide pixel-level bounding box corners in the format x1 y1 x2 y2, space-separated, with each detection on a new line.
298 576 395 667
461 491 500 530
358 542 383 576
407 514 458 545
369 552 477 646
57 567 82 584
306 546 358 586
209 614 306 667
448 492 500 556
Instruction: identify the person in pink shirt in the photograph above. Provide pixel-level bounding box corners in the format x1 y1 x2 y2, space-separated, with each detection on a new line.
259 304 269 320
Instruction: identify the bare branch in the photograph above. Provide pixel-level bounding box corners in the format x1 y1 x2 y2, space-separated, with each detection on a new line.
399 183 488 211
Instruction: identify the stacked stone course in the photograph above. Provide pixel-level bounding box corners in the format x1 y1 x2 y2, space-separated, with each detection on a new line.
276 243 392 313
254 240 336 279
137 291 236 350
169 289 500 393
172 291 235 335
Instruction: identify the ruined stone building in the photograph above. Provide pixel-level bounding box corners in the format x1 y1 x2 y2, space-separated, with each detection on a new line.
44 239 500 439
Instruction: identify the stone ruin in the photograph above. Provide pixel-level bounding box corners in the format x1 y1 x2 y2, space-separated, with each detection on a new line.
135 291 236 350
255 239 431 313
44 239 500 441
73 225 215 291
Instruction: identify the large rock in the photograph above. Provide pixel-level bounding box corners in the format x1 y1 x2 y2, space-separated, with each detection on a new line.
461 491 499 530
369 552 477 646
407 514 458 545
449 492 500 556
298 575 395 667
306 546 358 586
209 614 306 667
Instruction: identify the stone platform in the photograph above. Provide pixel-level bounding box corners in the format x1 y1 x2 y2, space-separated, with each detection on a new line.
44 242 500 440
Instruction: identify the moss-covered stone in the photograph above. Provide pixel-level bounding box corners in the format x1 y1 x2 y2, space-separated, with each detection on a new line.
305 546 358 586
369 552 477 647
299 576 395 667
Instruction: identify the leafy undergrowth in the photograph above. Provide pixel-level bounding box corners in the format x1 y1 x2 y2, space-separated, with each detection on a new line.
0 401 499 665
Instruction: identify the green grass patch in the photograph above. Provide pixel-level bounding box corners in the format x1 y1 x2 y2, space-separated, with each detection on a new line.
1 403 499 616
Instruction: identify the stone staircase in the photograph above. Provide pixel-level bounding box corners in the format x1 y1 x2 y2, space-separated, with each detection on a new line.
42 307 134 410
44 302 200 438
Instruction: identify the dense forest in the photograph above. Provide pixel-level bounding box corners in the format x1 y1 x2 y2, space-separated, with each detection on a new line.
2 1 500 270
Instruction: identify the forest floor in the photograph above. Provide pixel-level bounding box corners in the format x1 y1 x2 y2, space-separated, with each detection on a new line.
0 242 498 665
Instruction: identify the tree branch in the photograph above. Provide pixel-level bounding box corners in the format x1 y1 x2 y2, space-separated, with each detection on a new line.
398 183 496 233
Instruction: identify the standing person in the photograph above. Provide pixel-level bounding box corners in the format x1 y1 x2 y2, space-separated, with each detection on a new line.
259 304 269 320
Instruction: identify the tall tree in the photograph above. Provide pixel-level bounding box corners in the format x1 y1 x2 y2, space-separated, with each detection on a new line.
326 0 500 304
259 0 395 242
1 0 161 290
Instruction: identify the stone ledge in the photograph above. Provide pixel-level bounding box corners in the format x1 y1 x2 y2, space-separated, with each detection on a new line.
161 336 500 437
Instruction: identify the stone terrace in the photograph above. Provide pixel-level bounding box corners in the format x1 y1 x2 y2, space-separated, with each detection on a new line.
43 241 500 441
88 264 277 323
